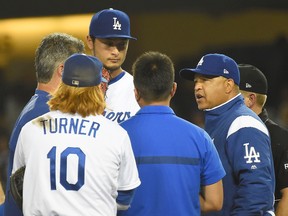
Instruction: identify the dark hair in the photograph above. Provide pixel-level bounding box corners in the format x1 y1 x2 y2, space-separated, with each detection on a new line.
35 32 85 83
132 51 174 102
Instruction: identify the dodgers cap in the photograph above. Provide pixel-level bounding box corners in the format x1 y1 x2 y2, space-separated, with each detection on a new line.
62 53 107 87
179 53 240 85
89 8 136 40
238 64 268 94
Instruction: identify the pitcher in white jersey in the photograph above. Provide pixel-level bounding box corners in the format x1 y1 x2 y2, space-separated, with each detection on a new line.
86 8 140 123
11 53 140 216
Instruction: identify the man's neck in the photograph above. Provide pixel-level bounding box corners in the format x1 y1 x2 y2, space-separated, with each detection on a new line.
36 83 56 94
109 68 123 79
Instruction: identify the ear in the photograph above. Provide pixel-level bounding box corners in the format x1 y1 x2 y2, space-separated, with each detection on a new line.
57 63 64 77
134 88 141 102
225 78 235 94
247 93 257 107
86 35 94 50
170 82 177 98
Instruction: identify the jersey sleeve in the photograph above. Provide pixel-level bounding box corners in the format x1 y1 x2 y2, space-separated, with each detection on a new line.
226 116 275 215
12 131 25 174
117 133 141 191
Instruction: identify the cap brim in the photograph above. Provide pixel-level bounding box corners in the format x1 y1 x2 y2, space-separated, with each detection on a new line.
179 68 197 81
94 35 137 40
180 68 220 81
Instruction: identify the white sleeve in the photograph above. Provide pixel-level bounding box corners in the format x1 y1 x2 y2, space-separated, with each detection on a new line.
12 131 25 174
118 133 140 191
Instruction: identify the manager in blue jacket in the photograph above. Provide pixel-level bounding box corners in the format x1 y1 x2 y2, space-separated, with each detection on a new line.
180 53 275 216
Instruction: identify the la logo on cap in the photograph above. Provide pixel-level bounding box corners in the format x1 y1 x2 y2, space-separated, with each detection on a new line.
113 17 122 30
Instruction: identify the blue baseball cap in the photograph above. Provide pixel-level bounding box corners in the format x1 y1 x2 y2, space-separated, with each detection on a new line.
62 53 107 87
89 8 136 40
179 53 240 85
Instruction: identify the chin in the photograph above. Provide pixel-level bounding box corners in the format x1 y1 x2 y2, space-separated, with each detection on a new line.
106 65 120 72
197 104 207 111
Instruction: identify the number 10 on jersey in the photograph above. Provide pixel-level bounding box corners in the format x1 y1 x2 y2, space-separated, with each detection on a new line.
47 146 86 191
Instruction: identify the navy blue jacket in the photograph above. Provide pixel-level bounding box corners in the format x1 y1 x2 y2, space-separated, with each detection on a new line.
203 94 275 216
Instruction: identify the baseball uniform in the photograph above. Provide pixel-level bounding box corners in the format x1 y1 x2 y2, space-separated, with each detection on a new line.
12 111 140 216
103 71 139 123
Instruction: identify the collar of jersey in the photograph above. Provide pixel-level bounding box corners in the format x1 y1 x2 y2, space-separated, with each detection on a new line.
35 89 50 96
109 71 125 85
137 105 175 115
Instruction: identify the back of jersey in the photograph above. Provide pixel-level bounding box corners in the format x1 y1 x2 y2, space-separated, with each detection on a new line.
12 111 140 216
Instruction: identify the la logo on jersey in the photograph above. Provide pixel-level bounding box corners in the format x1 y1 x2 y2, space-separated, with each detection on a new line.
113 17 121 30
243 143 261 164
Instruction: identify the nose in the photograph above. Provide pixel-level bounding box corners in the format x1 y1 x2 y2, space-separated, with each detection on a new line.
111 46 120 55
194 81 201 91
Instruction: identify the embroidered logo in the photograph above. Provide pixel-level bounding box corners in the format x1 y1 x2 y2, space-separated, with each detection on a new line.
223 69 229 74
284 163 288 170
197 57 204 66
243 143 261 164
251 165 257 169
245 83 252 88
72 80 79 86
113 17 121 30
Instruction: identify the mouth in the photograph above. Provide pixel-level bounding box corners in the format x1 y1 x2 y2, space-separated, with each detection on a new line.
195 93 204 101
108 58 120 63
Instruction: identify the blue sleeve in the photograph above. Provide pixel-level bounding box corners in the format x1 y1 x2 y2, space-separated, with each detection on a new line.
227 125 275 215
201 132 226 186
0 204 4 216
116 189 136 206
4 93 50 216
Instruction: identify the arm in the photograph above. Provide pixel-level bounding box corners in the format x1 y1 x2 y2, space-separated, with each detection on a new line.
116 189 136 210
0 181 4 204
227 117 275 215
200 180 223 212
117 134 140 210
275 187 288 216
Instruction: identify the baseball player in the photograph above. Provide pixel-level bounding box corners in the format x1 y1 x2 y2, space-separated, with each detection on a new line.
2 33 85 216
180 54 275 216
11 54 140 215
86 8 140 123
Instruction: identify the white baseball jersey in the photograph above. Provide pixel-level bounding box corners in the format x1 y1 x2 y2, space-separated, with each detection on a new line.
104 71 140 123
12 111 140 216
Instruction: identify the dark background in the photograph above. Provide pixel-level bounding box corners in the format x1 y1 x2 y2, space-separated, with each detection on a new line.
1 0 288 19
0 0 288 126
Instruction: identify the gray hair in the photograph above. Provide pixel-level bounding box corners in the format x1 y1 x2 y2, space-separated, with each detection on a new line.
35 32 85 83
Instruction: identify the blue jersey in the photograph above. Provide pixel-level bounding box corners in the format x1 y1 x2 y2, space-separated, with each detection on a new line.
4 89 50 216
202 94 275 216
119 106 225 216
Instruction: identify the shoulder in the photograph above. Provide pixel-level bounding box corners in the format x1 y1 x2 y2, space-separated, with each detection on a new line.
227 115 269 138
122 71 133 82
94 115 128 133
19 94 50 124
